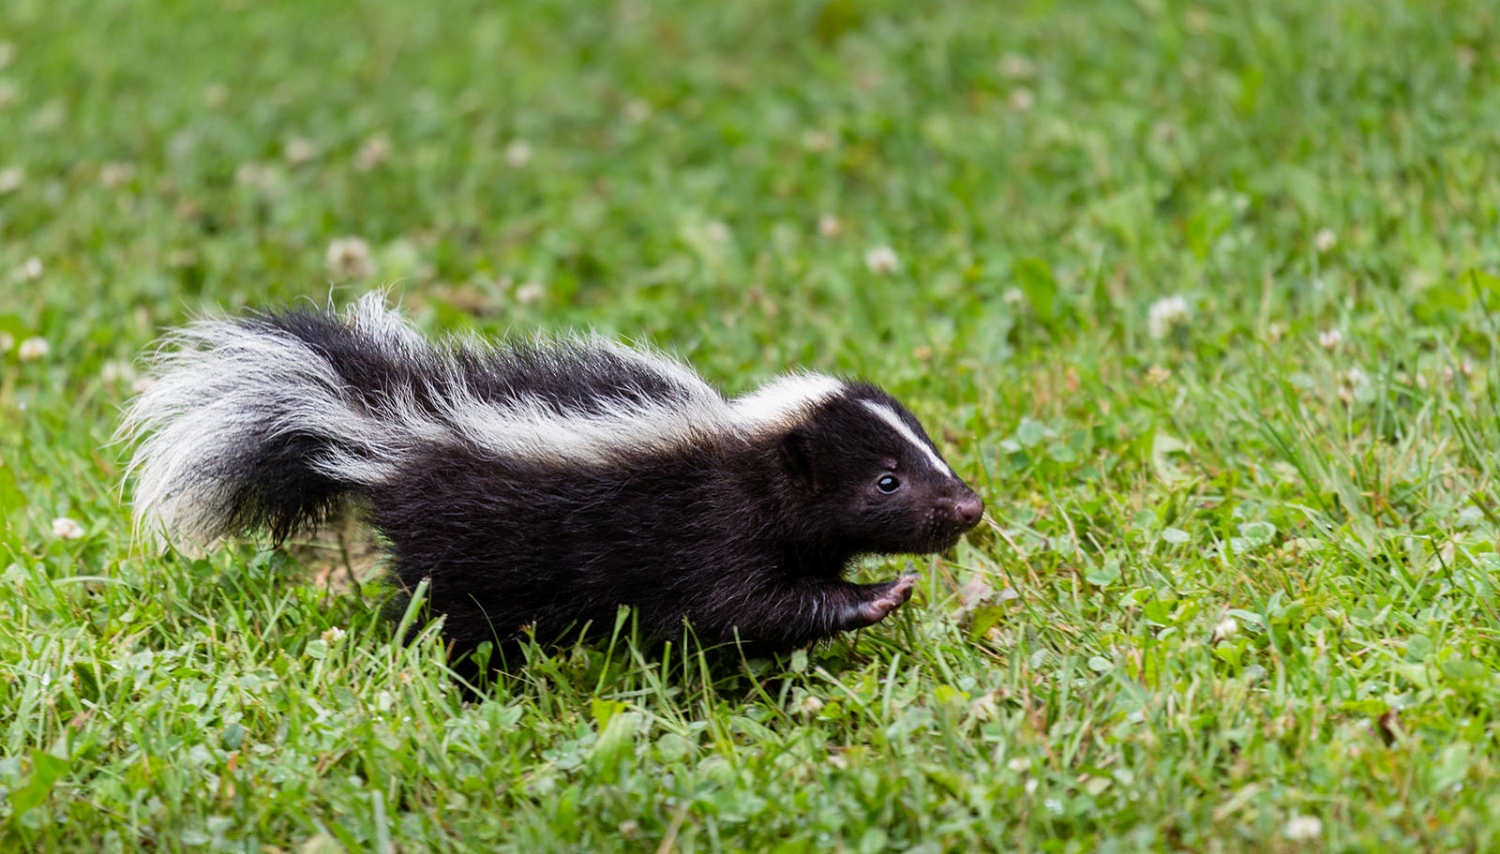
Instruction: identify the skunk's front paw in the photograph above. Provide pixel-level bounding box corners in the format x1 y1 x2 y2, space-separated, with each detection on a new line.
855 574 918 625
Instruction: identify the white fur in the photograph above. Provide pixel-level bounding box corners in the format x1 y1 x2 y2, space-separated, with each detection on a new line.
729 373 844 435
350 291 428 355
120 314 410 544
858 400 953 477
442 391 728 466
121 296 855 545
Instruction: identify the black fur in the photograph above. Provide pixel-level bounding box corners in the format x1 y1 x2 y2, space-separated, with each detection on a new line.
124 299 985 661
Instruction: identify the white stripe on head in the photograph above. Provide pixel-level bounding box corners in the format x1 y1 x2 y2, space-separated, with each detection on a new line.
729 373 845 435
859 400 953 477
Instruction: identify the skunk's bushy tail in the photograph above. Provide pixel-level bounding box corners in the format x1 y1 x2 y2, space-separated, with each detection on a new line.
119 294 434 546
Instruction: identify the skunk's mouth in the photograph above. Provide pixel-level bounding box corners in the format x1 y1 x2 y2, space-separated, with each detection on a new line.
935 528 970 551
919 520 976 553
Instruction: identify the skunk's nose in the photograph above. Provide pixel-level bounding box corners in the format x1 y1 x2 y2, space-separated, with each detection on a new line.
954 493 984 528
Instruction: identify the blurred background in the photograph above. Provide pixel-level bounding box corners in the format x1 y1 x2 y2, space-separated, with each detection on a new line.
6 0 1495 385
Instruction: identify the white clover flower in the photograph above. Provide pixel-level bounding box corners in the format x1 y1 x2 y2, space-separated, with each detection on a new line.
968 693 999 720
99 162 135 187
817 213 842 237
17 336 49 361
1211 616 1239 642
998 54 1035 79
514 282 545 305
166 249 197 269
355 134 391 171
704 220 731 243
1008 89 1035 112
1339 366 1371 405
321 626 347 645
1284 815 1322 841
1147 295 1191 340
1314 228 1337 253
864 245 900 274
801 129 835 152
0 166 23 193
505 140 533 168
203 83 229 109
52 517 85 540
234 162 269 188
1318 328 1342 351
0 332 12 353
100 360 136 385
624 100 652 123
1002 288 1025 306
284 137 318 166
797 695 824 717
1007 757 1030 773
325 237 376 280
15 256 42 281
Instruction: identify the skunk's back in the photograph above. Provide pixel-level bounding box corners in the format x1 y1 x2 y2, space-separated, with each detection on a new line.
120 295 733 546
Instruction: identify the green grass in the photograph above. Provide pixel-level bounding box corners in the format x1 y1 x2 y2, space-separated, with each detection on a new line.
4 0 1500 849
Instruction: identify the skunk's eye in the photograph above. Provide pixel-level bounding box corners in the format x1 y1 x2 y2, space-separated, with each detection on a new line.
876 474 901 494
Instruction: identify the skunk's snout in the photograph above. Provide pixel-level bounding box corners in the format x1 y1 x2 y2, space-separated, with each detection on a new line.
954 493 984 528
918 487 984 552
932 489 984 545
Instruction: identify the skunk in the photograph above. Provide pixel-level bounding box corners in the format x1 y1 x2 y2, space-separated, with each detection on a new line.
121 295 984 659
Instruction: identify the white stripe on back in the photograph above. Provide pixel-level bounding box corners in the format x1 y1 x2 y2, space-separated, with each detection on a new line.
859 400 953 477
729 373 844 435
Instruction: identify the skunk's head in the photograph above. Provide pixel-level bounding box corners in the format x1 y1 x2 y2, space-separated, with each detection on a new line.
756 380 983 556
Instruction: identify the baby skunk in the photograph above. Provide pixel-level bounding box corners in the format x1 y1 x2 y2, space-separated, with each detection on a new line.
121 295 984 659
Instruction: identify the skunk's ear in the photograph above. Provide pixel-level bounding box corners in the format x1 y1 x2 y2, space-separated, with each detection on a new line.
779 428 817 489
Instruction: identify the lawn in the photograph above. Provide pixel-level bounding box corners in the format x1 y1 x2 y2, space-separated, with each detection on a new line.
4 0 1500 850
